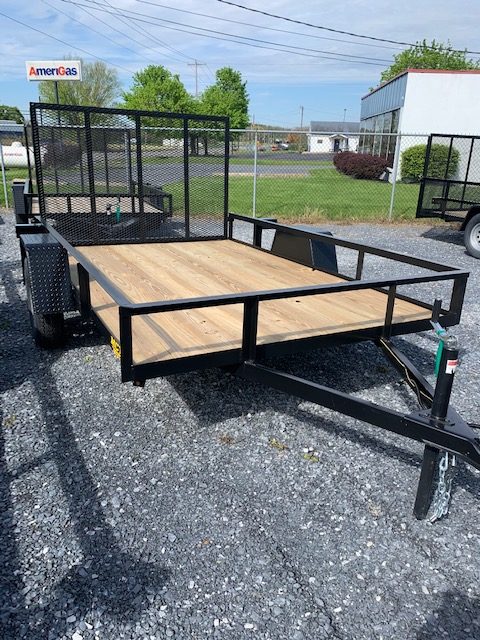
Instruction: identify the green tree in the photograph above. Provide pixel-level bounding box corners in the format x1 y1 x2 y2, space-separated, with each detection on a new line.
0 105 24 123
39 59 121 110
200 67 249 129
122 65 194 117
380 40 480 83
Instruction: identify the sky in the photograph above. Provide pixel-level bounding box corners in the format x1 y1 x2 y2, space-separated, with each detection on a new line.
1 0 479 128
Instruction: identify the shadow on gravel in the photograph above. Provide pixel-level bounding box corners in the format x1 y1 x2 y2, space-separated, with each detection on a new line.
421 226 464 247
1 260 170 639
169 339 480 501
415 590 479 639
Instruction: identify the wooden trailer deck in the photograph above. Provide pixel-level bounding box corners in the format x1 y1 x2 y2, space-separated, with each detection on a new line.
70 239 431 366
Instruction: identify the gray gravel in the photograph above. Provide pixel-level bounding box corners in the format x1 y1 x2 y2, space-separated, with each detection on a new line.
1 211 479 640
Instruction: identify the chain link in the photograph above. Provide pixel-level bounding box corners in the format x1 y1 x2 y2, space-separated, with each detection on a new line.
429 452 457 522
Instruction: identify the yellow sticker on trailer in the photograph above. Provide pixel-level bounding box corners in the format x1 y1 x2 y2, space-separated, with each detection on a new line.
110 337 121 359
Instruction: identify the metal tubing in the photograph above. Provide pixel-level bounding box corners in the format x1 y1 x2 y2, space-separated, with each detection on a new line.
414 446 441 519
78 263 91 319
135 116 145 240
224 119 230 238
228 214 462 273
383 285 397 338
103 128 110 193
30 104 46 221
236 362 480 469
252 130 258 217
183 119 190 239
430 335 459 426
253 224 263 248
119 308 133 383
355 250 365 280
30 102 229 125
84 112 97 216
77 128 85 192
242 298 259 360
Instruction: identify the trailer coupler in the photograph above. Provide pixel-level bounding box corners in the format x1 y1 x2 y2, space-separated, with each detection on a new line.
234 339 480 521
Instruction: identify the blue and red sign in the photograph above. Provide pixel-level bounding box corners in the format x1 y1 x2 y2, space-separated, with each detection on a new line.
25 60 82 81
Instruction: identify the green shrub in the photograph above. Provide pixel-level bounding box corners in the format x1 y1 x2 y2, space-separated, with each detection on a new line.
401 143 459 182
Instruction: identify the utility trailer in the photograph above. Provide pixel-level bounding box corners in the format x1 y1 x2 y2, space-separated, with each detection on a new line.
416 133 480 258
15 103 480 522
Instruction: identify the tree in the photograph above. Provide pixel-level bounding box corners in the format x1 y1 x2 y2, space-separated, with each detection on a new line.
0 105 24 123
380 40 480 84
122 65 194 117
200 67 249 129
39 59 121 109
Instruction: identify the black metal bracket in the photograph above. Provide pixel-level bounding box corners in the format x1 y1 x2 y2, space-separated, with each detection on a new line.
233 338 480 520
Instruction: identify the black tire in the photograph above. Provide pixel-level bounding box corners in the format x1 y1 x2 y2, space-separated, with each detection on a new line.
464 213 480 259
25 261 65 349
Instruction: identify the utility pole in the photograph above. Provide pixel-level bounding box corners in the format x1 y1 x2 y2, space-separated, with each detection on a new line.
343 108 347 130
300 105 304 130
188 60 206 97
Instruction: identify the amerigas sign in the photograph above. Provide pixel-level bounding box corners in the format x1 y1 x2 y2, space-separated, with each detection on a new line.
25 60 82 81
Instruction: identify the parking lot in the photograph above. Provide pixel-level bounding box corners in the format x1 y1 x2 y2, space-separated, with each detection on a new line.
1 212 479 640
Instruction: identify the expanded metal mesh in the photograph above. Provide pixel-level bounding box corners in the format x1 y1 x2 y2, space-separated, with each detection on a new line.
417 134 480 217
30 104 228 245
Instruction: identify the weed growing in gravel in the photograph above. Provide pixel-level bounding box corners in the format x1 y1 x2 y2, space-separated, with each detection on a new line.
269 437 289 451
2 415 16 428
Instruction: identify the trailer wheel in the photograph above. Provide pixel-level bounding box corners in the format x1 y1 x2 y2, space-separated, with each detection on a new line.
25 262 65 348
464 213 480 258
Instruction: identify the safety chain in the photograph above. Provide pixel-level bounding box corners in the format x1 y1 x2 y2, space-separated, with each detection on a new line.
429 452 457 522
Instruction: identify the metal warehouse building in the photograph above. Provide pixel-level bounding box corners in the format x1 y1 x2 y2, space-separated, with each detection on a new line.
359 69 480 164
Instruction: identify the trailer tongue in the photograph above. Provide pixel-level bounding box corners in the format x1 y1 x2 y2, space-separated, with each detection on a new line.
15 102 480 521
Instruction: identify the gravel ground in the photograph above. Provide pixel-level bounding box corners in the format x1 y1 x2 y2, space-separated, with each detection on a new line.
1 211 479 640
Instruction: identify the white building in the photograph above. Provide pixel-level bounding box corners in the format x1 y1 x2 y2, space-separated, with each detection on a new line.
308 121 360 153
359 69 480 167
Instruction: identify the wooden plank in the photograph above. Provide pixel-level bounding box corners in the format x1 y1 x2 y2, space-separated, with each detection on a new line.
73 240 431 365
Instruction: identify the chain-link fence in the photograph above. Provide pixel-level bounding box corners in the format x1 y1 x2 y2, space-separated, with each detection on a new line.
0 121 28 208
228 129 430 221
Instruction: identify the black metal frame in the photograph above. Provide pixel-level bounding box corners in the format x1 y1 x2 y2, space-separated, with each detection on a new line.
416 133 480 222
29 102 230 245
18 106 480 519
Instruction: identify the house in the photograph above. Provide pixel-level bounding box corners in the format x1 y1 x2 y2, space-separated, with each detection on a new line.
359 68 480 167
308 121 360 153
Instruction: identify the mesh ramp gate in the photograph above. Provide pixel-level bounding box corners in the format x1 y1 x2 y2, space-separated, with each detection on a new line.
29 103 229 245
416 133 480 219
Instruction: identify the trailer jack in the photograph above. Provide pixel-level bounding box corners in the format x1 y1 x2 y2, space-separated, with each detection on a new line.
234 336 480 521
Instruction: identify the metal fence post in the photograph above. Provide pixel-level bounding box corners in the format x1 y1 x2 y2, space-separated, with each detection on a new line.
0 141 8 208
388 133 401 221
252 130 258 217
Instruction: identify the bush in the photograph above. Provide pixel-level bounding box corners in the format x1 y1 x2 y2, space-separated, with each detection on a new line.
43 141 82 169
333 151 388 180
401 143 459 182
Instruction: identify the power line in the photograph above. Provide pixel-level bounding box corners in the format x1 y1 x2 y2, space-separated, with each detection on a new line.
98 0 194 63
216 0 480 56
62 0 187 65
41 0 156 63
134 0 403 52
78 0 391 63
62 0 390 66
0 9 133 73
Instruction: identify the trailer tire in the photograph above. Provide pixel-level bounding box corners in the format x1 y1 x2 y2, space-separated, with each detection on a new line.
25 263 65 348
464 213 480 259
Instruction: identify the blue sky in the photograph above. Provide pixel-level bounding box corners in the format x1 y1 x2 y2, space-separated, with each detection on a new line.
1 0 479 127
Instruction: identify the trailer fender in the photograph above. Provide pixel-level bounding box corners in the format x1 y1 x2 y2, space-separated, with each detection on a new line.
460 206 480 231
20 233 75 315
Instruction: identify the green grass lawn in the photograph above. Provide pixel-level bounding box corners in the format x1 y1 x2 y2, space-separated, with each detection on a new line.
0 168 29 208
228 168 421 221
1 165 421 223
